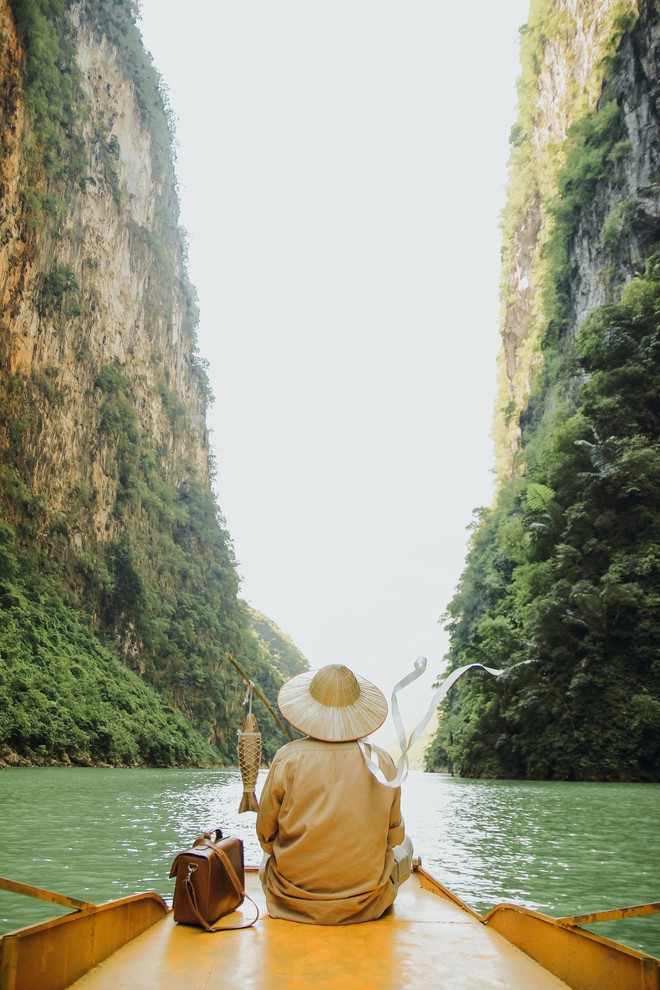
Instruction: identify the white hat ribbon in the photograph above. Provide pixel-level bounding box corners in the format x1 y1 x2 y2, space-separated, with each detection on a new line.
358 657 505 788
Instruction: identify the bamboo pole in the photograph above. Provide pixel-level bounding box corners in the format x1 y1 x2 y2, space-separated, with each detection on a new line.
224 653 293 741
558 902 660 926
0 877 96 912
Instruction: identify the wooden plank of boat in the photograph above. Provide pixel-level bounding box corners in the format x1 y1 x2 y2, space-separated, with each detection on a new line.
0 885 168 990
416 869 660 990
1 866 658 990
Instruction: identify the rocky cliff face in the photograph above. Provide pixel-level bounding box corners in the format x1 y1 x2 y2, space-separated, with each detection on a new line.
495 0 660 478
427 0 659 782
566 2 660 323
0 0 208 551
0 0 307 767
0 0 26 350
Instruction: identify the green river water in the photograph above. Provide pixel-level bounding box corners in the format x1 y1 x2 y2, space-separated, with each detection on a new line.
0 768 658 957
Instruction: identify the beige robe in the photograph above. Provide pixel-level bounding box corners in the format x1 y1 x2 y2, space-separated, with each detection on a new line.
256 737 406 925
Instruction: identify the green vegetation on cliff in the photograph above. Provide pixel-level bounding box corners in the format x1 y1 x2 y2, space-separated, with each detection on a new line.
247 608 311 680
0 521 215 766
426 264 660 780
1 0 308 767
426 1 660 781
0 358 305 764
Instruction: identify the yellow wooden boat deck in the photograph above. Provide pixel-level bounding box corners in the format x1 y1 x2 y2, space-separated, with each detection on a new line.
66 869 573 990
2 866 659 990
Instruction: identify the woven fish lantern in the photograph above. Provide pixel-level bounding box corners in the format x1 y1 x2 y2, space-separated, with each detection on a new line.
237 688 261 813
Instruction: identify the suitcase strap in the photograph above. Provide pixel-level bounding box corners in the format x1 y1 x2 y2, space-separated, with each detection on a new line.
184 843 259 932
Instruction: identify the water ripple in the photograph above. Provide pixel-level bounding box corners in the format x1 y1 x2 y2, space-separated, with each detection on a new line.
0 768 658 956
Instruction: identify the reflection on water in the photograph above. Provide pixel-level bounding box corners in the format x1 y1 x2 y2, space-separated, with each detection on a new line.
0 768 658 956
404 773 660 956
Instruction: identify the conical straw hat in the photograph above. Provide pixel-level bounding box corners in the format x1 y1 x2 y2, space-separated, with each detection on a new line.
278 664 388 741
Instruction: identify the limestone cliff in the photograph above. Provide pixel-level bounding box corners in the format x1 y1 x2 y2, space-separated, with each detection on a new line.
1 0 208 540
426 0 659 781
494 0 660 478
0 0 306 766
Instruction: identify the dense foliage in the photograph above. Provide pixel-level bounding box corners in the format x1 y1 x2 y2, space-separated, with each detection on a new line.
0 521 215 766
427 4 660 780
426 266 660 780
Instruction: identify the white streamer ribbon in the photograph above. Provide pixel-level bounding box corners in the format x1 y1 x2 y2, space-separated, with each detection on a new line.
358 657 504 788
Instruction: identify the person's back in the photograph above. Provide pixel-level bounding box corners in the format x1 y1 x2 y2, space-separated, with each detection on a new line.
256 664 413 925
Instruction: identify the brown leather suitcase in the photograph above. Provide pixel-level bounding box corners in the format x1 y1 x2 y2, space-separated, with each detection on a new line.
169 828 257 930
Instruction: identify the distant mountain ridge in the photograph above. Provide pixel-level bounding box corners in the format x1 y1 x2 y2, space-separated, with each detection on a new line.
248 608 310 681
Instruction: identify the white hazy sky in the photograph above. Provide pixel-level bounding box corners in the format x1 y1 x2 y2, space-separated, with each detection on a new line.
137 0 530 737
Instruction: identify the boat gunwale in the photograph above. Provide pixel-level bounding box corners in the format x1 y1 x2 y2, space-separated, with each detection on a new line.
417 864 660 959
0 886 169 990
0 889 170 940
416 864 660 990
1 866 658 990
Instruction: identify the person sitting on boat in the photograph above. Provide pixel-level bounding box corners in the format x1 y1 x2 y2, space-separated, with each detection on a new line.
256 663 414 925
